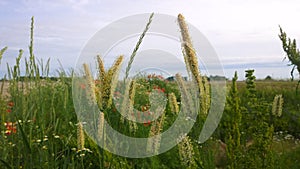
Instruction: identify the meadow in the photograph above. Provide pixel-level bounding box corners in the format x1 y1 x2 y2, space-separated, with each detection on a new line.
0 14 300 169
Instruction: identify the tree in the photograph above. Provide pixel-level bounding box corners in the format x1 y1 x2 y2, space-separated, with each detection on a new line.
278 26 300 91
265 75 272 81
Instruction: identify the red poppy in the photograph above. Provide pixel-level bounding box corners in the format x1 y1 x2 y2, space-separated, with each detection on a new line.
4 122 17 135
157 75 164 80
143 120 151 127
7 101 14 107
80 84 86 89
5 130 13 135
6 109 12 113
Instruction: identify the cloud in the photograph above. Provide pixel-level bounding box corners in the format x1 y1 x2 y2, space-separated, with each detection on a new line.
0 0 300 79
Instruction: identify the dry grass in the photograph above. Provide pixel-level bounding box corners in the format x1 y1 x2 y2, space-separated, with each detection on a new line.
236 80 299 91
1 81 12 99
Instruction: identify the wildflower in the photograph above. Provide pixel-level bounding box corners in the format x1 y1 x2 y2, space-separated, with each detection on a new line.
272 94 283 117
114 91 121 99
168 92 179 113
6 109 12 113
104 55 124 108
97 55 106 83
83 63 97 103
284 134 293 140
8 142 16 147
4 122 17 135
85 148 93 153
7 101 14 107
5 130 12 135
94 80 100 85
146 114 165 154
157 75 164 80
178 136 196 168
143 120 151 127
80 84 86 89
77 122 85 151
178 14 207 114
119 79 132 124
97 112 105 140
141 106 148 112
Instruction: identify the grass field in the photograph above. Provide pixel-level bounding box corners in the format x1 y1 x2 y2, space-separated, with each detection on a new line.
1 15 300 169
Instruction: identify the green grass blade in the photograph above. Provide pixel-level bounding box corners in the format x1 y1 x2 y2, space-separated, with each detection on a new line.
125 13 154 79
17 119 32 154
0 158 12 169
0 46 8 65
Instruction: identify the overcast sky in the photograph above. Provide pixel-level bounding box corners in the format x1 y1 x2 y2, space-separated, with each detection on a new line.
0 0 300 79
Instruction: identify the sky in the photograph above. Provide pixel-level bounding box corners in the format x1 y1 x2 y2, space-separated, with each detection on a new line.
0 0 300 80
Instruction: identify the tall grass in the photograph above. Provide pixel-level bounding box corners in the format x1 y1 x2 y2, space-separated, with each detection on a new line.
0 14 299 169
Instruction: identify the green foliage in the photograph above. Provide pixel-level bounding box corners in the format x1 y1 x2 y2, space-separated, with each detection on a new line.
237 80 300 138
223 71 242 169
0 15 299 169
265 75 272 81
241 70 275 169
274 145 300 169
278 26 300 92
245 69 256 99
215 70 298 169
